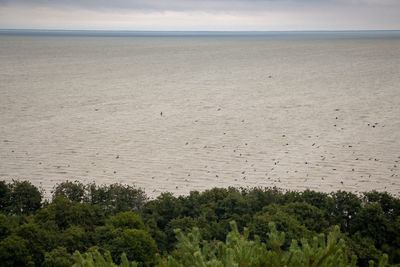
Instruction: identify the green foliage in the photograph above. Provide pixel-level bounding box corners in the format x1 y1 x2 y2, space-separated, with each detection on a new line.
109 211 145 230
160 221 360 267
279 202 329 233
15 222 49 265
251 204 312 247
242 187 285 213
142 192 183 230
0 213 11 240
43 247 73 267
109 229 157 264
52 181 148 215
329 191 362 232
53 180 86 202
94 211 157 264
165 216 196 249
5 180 42 215
363 191 400 219
60 226 90 253
0 180 399 266
35 196 104 231
0 181 10 211
296 189 332 211
72 249 138 267
0 234 34 266
86 183 148 215
351 203 389 247
346 232 383 266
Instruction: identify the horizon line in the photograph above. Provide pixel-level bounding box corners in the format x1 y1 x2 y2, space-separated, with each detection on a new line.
1 28 400 32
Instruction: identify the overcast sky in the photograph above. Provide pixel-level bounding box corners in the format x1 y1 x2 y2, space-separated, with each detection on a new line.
0 0 399 30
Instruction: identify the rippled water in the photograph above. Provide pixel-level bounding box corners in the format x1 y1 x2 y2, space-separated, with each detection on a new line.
1 31 399 197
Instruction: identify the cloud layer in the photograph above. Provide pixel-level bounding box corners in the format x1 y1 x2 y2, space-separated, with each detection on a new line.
0 0 399 30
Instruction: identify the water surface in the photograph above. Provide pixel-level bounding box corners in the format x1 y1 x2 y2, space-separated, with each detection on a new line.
1 31 399 197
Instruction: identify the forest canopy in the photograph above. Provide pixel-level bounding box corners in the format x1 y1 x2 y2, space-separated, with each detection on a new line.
0 180 399 266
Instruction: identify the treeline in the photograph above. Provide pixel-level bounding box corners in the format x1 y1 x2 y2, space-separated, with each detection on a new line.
0 180 399 266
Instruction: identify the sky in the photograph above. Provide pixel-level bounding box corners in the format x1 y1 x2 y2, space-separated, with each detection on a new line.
0 0 399 31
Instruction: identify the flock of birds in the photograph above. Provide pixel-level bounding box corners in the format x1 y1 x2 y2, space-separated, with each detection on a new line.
3 105 398 197
155 107 399 194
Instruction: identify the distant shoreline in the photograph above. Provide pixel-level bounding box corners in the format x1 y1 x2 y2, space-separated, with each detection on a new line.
1 29 400 38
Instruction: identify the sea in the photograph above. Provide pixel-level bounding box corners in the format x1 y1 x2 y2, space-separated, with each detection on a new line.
0 30 399 198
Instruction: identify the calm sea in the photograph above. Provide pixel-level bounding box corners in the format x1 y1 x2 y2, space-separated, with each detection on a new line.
1 30 399 197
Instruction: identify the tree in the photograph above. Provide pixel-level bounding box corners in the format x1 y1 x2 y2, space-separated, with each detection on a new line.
7 180 42 215
251 204 312 248
35 196 104 231
95 211 157 264
86 183 147 215
109 229 157 264
297 189 331 211
363 191 400 219
242 187 285 214
15 222 49 265
142 192 182 230
72 249 137 267
165 216 196 250
329 191 361 232
0 213 11 240
346 232 383 266
0 234 34 266
281 202 329 233
59 226 90 253
52 180 85 202
350 203 389 248
43 247 73 267
161 221 359 267
109 212 145 230
0 181 10 211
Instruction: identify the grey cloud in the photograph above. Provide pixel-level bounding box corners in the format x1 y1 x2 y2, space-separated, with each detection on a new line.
1 0 398 12
1 0 399 30
0 0 344 12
